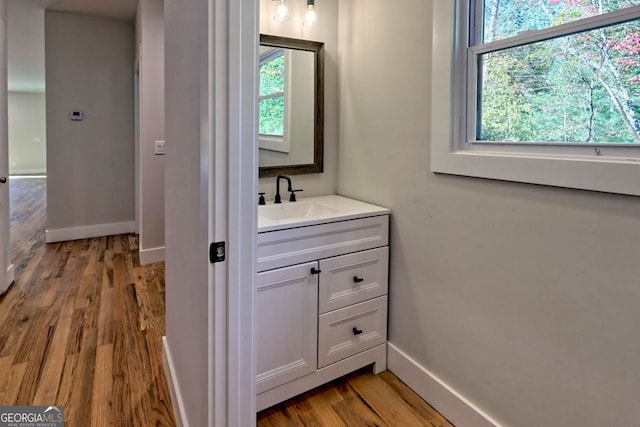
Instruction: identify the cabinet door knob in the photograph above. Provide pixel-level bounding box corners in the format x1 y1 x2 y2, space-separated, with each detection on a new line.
310 267 321 275
352 327 363 335
353 276 364 283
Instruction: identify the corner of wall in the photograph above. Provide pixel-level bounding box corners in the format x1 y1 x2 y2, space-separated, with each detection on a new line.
388 343 502 427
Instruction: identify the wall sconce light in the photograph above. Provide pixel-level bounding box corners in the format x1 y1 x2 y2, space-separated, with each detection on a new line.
272 0 317 27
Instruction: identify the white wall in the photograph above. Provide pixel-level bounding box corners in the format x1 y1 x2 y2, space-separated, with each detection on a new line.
8 91 46 174
135 0 165 264
338 1 640 426
6 1 45 94
45 11 134 241
164 1 209 425
258 0 339 200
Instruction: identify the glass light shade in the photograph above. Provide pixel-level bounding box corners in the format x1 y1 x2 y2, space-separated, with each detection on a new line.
273 0 290 22
303 5 317 27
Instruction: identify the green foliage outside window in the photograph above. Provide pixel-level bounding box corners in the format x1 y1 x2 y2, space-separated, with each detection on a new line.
259 54 285 136
479 0 640 143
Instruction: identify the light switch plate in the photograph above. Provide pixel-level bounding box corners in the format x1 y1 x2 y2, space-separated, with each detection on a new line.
154 140 165 155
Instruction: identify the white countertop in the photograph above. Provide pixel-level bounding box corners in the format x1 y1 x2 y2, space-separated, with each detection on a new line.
258 195 390 233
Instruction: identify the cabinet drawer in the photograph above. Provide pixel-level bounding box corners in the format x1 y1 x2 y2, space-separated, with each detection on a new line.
318 247 388 314
318 296 387 369
257 215 389 272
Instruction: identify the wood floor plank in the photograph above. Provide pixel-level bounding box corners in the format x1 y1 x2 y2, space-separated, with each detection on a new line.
302 383 349 427
258 409 303 427
32 298 75 405
297 411 327 427
97 287 114 347
56 354 79 412
271 396 319 424
65 328 98 427
378 371 454 427
13 309 56 403
0 291 34 358
91 344 114 427
74 272 100 309
0 356 15 397
144 329 175 427
35 277 61 308
0 362 28 406
347 371 436 427
332 394 389 426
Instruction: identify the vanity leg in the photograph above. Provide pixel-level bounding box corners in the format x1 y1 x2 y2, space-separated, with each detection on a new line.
373 344 387 374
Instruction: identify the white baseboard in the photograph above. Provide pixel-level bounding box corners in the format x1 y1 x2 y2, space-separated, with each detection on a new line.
163 337 188 427
387 343 502 427
45 221 135 243
9 168 46 175
139 246 165 265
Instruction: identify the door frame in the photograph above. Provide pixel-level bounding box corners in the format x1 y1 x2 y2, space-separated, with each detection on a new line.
209 0 258 425
0 0 13 295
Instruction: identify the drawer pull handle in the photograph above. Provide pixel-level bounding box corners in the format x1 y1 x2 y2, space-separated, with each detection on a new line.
353 276 364 283
311 267 322 275
352 327 363 336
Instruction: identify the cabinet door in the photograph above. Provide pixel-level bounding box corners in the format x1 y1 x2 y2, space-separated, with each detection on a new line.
256 261 318 393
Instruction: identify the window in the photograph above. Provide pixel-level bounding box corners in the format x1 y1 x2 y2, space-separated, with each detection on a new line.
259 49 285 137
472 0 640 145
431 1 640 196
259 48 291 153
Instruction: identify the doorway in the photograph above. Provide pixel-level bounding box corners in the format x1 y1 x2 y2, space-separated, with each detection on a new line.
8 176 46 279
6 0 48 286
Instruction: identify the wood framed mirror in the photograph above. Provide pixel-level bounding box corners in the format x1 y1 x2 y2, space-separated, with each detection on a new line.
258 34 324 178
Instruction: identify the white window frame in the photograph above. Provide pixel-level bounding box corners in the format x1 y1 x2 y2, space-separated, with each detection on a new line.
258 49 292 154
430 0 640 196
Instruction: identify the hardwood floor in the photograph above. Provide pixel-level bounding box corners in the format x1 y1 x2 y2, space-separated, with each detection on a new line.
3 177 454 426
2 177 175 426
9 176 47 278
257 368 455 427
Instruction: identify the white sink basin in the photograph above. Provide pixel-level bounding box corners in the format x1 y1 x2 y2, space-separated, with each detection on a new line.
258 195 390 232
258 201 340 221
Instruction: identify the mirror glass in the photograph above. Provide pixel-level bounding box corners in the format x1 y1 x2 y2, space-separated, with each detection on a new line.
259 35 324 177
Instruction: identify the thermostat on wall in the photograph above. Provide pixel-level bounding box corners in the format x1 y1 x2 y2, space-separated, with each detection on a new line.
70 111 84 121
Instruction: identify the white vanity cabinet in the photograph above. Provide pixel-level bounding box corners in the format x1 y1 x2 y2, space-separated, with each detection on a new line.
256 200 390 411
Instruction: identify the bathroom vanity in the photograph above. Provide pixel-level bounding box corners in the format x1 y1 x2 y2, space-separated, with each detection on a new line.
256 195 390 410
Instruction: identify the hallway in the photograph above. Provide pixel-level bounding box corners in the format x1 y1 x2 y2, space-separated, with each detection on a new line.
9 177 46 277
1 177 175 426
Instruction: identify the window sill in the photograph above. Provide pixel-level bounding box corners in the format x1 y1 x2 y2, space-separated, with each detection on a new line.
431 150 640 196
259 136 290 154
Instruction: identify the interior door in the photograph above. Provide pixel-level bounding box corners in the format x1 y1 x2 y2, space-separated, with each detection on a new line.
0 0 12 295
